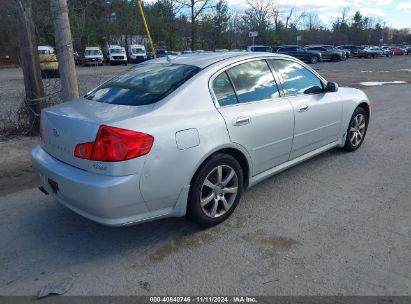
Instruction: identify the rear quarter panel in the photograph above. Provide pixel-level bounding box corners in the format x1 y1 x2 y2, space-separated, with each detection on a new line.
110 72 233 212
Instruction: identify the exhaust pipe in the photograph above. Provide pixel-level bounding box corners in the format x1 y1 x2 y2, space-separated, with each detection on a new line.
38 186 49 195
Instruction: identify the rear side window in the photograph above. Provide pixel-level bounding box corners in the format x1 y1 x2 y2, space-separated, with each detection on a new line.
226 60 279 103
212 72 238 106
85 63 200 106
271 60 324 95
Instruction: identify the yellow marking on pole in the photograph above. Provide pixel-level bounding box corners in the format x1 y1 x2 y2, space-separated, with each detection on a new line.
137 0 156 59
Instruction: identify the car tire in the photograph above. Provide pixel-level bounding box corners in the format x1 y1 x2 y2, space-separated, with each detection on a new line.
342 107 369 152
310 56 319 64
187 153 244 227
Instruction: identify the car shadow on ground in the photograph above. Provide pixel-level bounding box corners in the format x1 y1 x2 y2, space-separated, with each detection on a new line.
12 147 345 274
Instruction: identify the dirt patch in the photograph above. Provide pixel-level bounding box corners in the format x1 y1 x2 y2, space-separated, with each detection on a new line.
0 137 39 196
241 229 301 260
241 229 301 250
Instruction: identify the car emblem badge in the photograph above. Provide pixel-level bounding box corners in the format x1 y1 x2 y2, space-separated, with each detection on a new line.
52 128 60 137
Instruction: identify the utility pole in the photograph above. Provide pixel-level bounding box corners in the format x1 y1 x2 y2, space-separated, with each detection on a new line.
137 0 156 59
49 0 79 101
15 0 45 135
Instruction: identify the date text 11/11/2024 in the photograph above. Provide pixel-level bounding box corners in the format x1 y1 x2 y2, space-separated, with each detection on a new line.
149 296 258 303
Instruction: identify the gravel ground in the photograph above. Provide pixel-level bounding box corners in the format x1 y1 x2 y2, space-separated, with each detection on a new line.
0 57 410 296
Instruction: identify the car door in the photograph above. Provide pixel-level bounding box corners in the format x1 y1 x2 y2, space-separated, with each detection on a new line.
287 47 307 61
212 59 295 176
269 59 342 159
311 47 330 60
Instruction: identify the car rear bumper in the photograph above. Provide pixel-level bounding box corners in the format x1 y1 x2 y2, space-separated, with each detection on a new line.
31 145 152 226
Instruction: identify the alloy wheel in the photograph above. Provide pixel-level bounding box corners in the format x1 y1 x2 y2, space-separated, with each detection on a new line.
200 165 239 218
349 113 366 147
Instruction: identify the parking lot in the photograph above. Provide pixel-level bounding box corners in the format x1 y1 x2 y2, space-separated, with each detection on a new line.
0 56 410 296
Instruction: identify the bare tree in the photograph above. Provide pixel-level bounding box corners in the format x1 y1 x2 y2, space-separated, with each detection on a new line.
284 5 294 31
178 0 214 50
270 0 281 30
304 12 320 31
245 0 272 29
15 0 46 134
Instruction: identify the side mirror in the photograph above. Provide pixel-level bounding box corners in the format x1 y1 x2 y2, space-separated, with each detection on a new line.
326 81 339 92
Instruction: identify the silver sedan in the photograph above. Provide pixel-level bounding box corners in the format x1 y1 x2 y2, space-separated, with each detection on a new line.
31 52 370 227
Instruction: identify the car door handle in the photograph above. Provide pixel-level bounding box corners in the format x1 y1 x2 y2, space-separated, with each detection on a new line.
233 117 250 126
298 105 309 112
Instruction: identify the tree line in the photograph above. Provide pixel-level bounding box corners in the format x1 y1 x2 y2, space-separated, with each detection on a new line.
1 0 411 61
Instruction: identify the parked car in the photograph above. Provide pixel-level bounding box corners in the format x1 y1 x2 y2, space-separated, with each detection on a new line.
357 48 380 58
389 47 405 55
275 45 322 64
105 45 127 65
37 46 59 78
271 46 281 53
82 47 104 66
368 47 392 57
168 51 182 55
156 49 168 58
305 46 345 61
127 44 147 63
337 45 362 57
335 46 352 58
320 45 349 60
246 45 272 52
32 52 370 227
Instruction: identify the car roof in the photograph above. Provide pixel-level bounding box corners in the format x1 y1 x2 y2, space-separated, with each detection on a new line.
146 52 289 69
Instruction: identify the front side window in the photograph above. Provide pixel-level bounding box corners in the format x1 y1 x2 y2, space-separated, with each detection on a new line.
226 60 279 103
271 60 324 95
212 72 238 106
85 63 200 106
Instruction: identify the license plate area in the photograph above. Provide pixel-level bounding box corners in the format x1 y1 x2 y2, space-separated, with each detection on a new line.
48 178 59 194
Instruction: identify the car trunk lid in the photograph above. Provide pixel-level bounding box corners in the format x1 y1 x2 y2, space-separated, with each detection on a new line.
40 98 153 170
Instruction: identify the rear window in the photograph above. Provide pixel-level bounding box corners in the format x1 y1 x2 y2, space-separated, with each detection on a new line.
85 63 200 106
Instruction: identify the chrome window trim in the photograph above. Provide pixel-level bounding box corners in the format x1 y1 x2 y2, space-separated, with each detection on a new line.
208 57 284 109
208 55 329 108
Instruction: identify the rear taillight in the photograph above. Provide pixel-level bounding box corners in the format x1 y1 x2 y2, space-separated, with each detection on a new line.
74 125 154 162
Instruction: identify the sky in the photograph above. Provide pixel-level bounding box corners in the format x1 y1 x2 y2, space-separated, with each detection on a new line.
225 0 411 29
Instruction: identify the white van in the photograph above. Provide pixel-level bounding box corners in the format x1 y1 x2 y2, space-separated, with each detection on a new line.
83 47 103 66
105 45 127 65
127 44 147 63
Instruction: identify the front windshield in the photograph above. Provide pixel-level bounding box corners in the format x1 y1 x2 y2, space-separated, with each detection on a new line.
85 63 201 106
132 48 145 54
111 48 125 54
85 50 102 56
